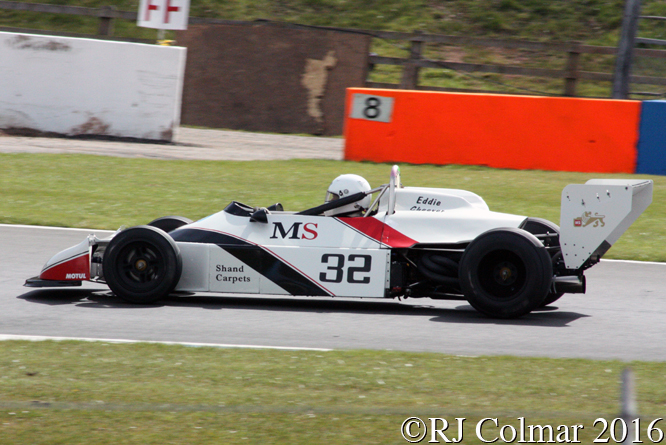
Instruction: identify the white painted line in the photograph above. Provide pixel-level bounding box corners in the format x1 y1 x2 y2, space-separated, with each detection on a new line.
601 259 666 266
0 334 332 352
0 223 114 233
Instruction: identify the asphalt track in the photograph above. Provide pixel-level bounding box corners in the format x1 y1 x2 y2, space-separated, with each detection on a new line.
3 224 665 361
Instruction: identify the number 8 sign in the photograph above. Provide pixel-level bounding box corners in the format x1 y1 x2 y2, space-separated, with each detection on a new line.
349 93 395 123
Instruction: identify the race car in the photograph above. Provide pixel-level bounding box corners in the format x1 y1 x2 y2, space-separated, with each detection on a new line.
25 165 653 318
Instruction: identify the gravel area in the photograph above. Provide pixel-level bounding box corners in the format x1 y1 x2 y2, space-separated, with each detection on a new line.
0 127 344 161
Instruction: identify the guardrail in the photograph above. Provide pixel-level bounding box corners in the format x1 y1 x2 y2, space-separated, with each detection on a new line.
2 1 666 98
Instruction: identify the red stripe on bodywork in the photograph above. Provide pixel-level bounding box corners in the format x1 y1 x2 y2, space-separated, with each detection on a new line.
338 217 417 248
40 254 90 281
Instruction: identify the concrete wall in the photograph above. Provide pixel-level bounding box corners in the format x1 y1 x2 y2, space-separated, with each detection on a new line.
0 31 186 141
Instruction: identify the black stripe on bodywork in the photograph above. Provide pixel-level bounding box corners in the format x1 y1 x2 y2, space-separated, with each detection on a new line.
224 246 329 296
170 228 248 245
169 228 330 297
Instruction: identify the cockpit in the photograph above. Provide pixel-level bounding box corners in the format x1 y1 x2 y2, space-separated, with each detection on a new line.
222 165 402 222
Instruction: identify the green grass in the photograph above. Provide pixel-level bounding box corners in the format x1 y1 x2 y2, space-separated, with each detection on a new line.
1 153 664 261
0 340 664 444
0 0 647 40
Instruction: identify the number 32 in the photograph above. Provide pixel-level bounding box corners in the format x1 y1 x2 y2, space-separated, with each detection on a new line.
319 254 372 284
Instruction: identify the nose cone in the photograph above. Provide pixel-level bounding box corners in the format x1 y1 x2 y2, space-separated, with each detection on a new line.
38 237 90 281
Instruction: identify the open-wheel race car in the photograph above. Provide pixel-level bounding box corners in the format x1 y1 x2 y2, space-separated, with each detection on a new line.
26 166 653 318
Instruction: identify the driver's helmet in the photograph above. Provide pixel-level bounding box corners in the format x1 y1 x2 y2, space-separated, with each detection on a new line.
324 174 372 216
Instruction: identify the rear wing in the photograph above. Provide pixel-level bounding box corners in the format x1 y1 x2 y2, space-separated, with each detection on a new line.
559 179 653 270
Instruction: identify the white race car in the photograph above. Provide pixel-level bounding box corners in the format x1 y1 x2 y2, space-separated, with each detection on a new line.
25 166 653 318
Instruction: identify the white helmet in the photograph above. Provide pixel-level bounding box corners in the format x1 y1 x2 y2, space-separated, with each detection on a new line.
324 174 372 216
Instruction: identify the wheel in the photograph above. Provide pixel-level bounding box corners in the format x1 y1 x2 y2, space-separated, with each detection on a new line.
459 228 553 318
103 225 182 304
541 292 564 306
521 218 563 307
147 216 192 233
520 217 560 248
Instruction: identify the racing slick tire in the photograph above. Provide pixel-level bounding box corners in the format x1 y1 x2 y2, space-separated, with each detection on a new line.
520 217 560 248
541 292 564 307
520 218 567 308
103 225 182 304
459 228 553 318
147 216 193 233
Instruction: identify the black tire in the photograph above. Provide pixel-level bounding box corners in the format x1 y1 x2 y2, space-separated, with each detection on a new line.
520 217 560 248
103 225 182 304
521 219 565 307
541 292 564 306
147 216 193 233
459 228 553 318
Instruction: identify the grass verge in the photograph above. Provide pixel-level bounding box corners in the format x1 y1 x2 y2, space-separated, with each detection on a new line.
1 153 664 261
0 340 664 444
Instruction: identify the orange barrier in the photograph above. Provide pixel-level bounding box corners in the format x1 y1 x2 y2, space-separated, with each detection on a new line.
343 88 641 173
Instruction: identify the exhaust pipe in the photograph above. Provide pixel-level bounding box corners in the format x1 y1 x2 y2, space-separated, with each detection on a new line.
552 275 586 294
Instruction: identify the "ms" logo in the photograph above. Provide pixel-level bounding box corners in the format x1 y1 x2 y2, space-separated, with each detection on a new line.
270 222 318 240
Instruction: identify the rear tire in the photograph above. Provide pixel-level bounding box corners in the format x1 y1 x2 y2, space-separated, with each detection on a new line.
520 217 559 248
521 218 563 308
103 226 182 304
147 216 192 233
541 292 564 306
459 228 552 318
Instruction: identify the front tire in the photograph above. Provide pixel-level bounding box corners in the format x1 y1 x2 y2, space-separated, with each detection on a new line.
147 216 193 233
103 226 182 304
459 228 552 318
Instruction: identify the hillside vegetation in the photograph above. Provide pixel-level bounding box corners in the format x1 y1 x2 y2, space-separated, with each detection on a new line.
1 0 666 96
3 0 666 41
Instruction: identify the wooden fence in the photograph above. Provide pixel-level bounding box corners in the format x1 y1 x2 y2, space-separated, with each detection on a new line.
2 0 666 98
365 32 666 97
0 1 132 36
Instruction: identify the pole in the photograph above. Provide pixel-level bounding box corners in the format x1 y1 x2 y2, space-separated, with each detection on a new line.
621 368 637 445
399 39 423 90
564 43 581 97
613 0 642 98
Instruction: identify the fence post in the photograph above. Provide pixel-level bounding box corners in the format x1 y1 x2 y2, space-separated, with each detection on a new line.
621 367 637 445
400 39 423 90
564 43 581 97
613 0 642 98
98 5 116 36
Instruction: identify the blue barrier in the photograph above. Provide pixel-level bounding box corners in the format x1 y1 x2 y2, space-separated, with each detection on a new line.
637 100 666 175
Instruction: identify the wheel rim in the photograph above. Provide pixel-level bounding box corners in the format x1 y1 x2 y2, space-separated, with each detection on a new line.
477 250 526 299
117 241 164 288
